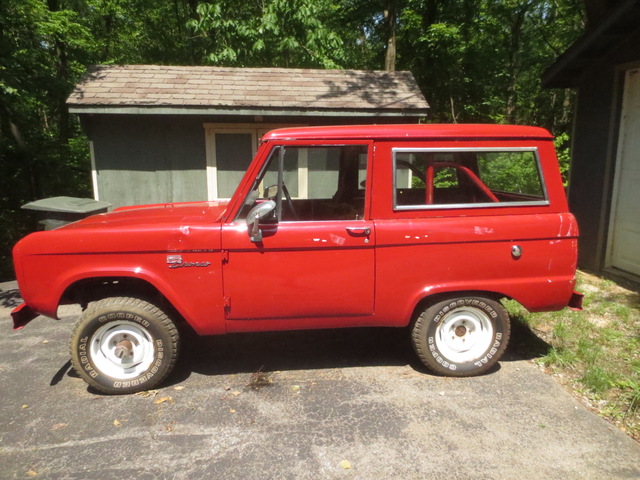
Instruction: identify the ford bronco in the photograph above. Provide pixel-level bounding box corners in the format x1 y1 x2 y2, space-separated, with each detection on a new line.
11 124 582 394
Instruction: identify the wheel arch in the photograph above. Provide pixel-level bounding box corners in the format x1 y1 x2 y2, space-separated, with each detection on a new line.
62 276 161 306
408 289 509 326
59 275 195 335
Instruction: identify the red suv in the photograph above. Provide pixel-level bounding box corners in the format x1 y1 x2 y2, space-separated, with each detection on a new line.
12 124 582 394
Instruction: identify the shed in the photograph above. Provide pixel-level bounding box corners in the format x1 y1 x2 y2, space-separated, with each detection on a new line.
68 65 429 208
542 0 640 281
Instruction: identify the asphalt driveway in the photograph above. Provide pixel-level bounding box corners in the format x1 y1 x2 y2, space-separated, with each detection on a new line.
1 280 639 480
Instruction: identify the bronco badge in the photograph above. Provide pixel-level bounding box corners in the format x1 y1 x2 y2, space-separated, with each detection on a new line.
166 255 211 269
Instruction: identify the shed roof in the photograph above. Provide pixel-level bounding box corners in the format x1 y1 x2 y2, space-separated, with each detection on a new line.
67 65 429 117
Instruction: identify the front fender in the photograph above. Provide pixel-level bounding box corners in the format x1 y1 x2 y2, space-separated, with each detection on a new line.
17 252 226 335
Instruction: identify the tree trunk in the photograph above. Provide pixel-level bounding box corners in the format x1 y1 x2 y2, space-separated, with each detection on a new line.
384 1 397 72
561 88 572 125
505 4 529 124
47 0 71 143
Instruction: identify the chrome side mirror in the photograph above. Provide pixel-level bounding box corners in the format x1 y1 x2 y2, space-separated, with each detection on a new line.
245 200 276 242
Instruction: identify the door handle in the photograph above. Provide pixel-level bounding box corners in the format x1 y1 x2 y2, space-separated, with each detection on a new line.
346 226 371 236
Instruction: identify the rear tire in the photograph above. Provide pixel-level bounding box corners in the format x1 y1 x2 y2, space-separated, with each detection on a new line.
411 296 510 376
70 297 179 394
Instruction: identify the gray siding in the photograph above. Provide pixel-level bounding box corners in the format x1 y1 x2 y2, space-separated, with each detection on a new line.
87 115 208 208
82 114 423 209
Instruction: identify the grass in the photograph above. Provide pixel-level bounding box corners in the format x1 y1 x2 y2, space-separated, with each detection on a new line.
505 271 640 441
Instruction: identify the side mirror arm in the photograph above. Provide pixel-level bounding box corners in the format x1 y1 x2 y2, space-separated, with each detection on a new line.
250 212 263 242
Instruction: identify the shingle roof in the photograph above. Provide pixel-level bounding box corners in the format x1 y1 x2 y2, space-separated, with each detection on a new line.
67 65 429 115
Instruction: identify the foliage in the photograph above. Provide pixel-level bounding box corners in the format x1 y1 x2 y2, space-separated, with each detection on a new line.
0 0 587 280
433 168 457 189
0 0 94 279
396 0 585 131
69 0 204 65
187 0 345 68
478 152 543 196
554 132 572 186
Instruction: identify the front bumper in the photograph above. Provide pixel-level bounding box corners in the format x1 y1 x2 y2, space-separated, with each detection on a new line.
11 303 38 330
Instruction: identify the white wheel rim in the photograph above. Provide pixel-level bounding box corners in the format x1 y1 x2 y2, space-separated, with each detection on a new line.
89 321 155 380
435 307 494 363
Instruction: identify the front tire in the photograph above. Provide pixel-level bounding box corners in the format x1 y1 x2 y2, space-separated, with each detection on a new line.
70 297 179 394
411 296 510 376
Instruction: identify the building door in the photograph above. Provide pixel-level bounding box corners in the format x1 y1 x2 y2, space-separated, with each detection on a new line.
607 68 640 277
204 124 299 200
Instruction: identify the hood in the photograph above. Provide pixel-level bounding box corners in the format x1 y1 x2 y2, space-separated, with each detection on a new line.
14 201 230 256
59 201 229 231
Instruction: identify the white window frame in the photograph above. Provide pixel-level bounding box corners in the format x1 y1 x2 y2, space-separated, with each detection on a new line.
204 124 301 200
89 140 100 200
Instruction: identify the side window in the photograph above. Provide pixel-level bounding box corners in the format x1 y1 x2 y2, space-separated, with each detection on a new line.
239 145 368 221
477 151 544 198
394 149 547 209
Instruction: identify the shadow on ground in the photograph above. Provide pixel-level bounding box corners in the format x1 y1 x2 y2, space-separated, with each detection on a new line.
16 288 553 391
55 319 552 391
61 321 546 391
0 287 21 309
504 317 551 361
179 327 415 376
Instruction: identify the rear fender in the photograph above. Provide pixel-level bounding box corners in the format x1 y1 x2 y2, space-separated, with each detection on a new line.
400 276 577 326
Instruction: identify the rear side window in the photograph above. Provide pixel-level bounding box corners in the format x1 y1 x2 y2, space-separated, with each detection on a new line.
394 149 547 210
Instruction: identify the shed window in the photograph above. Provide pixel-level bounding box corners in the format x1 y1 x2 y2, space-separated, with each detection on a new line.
204 124 300 200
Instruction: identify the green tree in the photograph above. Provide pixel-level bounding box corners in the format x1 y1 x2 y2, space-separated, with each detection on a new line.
0 0 94 278
188 0 345 68
396 0 585 130
337 0 407 71
0 0 587 280
85 0 204 65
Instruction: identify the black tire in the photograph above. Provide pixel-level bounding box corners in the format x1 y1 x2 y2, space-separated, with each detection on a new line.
70 297 179 394
411 296 510 377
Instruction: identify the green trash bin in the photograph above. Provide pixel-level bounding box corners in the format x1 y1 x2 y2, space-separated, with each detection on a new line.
22 196 112 230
